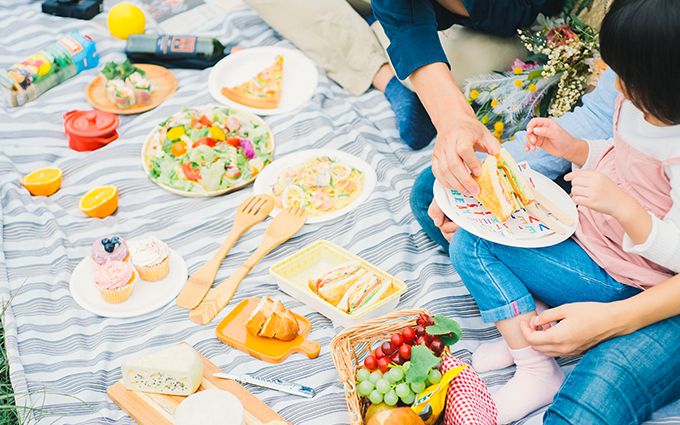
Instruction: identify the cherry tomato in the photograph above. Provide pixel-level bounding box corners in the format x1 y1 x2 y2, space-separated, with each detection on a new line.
381 341 394 356
192 137 216 148
399 344 411 360
182 162 201 181
226 137 241 147
375 346 385 359
402 326 416 344
378 357 390 373
416 336 428 346
364 354 377 371
414 325 426 337
198 114 212 127
170 141 187 157
391 334 403 348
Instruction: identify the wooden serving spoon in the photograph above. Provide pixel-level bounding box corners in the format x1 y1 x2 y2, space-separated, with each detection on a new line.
176 195 275 309
189 206 307 324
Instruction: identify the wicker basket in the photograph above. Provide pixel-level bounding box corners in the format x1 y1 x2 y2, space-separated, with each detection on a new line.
330 308 431 425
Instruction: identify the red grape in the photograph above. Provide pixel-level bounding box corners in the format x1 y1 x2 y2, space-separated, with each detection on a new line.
414 325 426 337
381 341 394 356
375 346 385 359
402 326 416 343
423 334 433 345
430 338 444 355
391 334 403 348
399 344 411 360
364 354 377 370
426 316 435 326
391 351 401 365
378 357 390 373
416 336 428 346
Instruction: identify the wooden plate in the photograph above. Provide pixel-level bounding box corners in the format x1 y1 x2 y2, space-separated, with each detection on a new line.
86 64 178 115
108 343 288 424
216 298 320 363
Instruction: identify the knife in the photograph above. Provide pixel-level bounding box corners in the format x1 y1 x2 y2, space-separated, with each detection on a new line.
213 373 316 398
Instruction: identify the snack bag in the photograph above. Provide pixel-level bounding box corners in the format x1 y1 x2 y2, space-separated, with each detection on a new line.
1 32 98 107
411 364 466 425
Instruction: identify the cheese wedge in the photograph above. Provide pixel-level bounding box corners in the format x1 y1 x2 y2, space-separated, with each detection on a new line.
121 345 203 396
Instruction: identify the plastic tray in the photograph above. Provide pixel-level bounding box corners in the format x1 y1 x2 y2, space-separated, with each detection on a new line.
269 240 406 327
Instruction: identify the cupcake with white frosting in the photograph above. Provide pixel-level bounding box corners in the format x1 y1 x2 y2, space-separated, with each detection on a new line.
128 237 170 281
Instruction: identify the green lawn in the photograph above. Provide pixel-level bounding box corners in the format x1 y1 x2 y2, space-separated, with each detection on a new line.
0 319 19 425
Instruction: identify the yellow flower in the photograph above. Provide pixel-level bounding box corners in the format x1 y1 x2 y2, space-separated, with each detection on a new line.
494 121 504 132
528 84 537 92
470 89 480 100
513 67 523 75
490 99 500 108
513 79 523 88
481 115 490 124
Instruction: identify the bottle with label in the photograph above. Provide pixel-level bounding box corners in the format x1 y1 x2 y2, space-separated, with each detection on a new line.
125 35 227 69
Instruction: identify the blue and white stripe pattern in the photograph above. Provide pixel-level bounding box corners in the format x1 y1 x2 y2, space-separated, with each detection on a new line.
1 1 679 424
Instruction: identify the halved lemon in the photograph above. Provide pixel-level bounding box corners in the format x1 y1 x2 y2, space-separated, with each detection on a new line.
79 186 118 218
21 167 62 196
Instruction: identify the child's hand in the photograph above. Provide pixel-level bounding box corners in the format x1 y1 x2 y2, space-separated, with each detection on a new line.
564 170 627 216
525 118 578 158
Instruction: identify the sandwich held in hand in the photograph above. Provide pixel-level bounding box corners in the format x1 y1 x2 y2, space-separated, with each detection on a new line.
221 55 283 109
474 148 535 222
246 296 300 341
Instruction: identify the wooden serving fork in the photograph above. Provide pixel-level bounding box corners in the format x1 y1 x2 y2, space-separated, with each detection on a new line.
176 195 275 309
189 206 307 324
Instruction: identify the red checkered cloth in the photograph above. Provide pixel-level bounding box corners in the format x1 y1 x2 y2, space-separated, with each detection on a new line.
441 356 498 425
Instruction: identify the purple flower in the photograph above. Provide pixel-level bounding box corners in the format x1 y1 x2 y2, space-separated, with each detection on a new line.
240 139 255 159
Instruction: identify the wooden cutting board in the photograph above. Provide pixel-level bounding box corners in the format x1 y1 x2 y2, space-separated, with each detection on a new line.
107 343 288 425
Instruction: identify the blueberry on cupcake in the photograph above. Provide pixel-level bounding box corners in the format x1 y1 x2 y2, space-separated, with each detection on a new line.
91 235 129 266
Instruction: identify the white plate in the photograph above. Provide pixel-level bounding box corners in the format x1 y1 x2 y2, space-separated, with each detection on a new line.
253 149 377 224
69 249 187 318
433 166 578 248
208 46 319 116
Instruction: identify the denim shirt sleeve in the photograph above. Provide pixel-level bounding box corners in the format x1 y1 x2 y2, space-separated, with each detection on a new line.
372 0 450 80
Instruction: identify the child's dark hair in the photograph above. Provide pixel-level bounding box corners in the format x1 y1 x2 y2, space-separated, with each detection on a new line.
600 0 680 125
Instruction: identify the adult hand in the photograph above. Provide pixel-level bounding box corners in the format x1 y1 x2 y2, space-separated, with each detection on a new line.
519 302 626 356
428 200 459 241
432 117 500 195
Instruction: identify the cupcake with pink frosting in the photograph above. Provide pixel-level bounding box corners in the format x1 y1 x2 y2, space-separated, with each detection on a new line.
91 235 129 266
128 237 170 281
95 260 136 304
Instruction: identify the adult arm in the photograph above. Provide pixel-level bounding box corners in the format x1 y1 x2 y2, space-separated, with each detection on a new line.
521 273 680 356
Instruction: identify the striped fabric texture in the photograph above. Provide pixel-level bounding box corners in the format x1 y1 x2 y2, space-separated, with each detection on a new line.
1 1 679 424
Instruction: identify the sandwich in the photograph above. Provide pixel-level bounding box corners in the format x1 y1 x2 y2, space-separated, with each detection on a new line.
308 261 366 306
246 297 300 341
474 148 535 222
336 272 392 314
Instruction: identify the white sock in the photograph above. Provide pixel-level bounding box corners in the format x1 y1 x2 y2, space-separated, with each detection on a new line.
493 346 564 424
471 340 514 372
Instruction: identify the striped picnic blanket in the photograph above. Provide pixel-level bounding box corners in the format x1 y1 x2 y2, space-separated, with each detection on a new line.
1 1 679 424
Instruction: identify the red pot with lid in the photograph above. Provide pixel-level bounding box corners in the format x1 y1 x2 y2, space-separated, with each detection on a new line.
64 109 119 152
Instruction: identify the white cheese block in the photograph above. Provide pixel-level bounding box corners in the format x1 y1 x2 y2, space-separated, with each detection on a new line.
175 389 245 425
121 345 203 396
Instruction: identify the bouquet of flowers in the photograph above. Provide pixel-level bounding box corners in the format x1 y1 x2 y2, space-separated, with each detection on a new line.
464 10 604 141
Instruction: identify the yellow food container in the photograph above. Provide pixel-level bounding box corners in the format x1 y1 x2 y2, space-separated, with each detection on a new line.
269 240 407 328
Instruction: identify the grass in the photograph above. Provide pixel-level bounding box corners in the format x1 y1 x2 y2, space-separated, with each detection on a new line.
0 317 19 425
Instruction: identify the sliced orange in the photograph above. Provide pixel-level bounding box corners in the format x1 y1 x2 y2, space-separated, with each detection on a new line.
79 185 118 218
22 167 62 196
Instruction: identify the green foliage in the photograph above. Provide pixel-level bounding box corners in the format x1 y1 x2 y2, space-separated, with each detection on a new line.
426 315 463 346
405 346 440 385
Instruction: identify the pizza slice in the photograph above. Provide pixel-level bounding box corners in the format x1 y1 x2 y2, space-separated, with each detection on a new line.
221 55 284 109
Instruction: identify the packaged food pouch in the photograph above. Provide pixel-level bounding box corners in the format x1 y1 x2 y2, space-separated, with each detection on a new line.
1 32 98 107
411 365 466 425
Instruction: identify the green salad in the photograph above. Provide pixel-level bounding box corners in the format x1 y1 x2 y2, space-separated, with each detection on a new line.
144 106 274 193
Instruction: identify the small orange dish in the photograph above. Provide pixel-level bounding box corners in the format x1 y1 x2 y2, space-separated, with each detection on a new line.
80 185 119 218
21 167 63 196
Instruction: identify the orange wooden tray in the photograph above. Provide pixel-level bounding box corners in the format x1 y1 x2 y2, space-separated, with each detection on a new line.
216 298 320 363
86 64 178 115
107 343 288 424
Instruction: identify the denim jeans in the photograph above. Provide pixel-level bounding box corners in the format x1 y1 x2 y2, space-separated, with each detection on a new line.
450 230 640 322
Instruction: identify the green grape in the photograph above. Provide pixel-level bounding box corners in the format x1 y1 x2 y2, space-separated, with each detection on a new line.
402 361 411 370
369 389 383 404
428 369 442 385
410 381 426 394
400 390 416 405
395 382 410 398
356 368 371 382
384 389 399 406
376 378 391 394
357 380 374 396
369 371 383 384
388 368 404 383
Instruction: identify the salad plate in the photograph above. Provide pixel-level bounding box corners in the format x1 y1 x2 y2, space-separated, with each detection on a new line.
141 104 275 197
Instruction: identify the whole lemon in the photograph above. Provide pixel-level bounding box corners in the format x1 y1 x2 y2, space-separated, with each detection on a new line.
108 2 146 40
